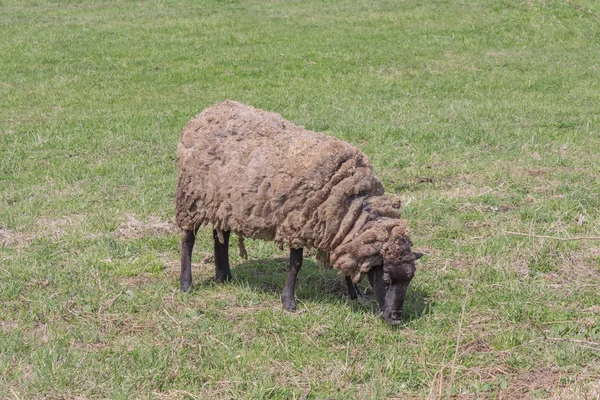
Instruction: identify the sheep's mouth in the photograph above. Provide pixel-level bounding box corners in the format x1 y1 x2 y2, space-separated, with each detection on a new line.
382 309 404 325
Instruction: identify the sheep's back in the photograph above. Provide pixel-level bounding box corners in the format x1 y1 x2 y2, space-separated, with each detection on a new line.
176 100 383 250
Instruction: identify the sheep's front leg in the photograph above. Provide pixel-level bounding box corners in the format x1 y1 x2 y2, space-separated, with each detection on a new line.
180 230 196 292
213 229 232 282
345 276 362 300
281 248 303 311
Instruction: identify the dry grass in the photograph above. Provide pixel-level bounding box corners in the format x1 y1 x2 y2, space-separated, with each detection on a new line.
114 213 178 240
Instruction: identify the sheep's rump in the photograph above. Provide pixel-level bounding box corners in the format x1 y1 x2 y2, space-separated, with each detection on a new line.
176 100 388 254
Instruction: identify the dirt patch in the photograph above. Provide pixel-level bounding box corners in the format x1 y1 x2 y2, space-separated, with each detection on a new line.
496 243 600 284
422 254 492 275
524 168 548 177
498 367 600 400
500 367 562 399
97 313 161 337
460 338 493 355
524 166 591 177
1 215 90 248
35 215 86 238
441 365 599 399
439 185 506 200
1 319 19 334
545 247 600 285
0 228 31 248
115 213 178 239
123 273 159 287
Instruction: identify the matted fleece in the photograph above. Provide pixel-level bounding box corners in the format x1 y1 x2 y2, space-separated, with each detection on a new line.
176 100 411 282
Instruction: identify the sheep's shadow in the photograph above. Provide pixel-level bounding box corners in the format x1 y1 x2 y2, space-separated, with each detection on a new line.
195 256 430 323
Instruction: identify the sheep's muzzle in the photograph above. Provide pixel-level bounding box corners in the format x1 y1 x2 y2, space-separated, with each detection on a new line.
382 309 404 325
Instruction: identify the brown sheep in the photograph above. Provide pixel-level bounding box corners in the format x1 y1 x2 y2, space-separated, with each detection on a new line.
176 100 421 324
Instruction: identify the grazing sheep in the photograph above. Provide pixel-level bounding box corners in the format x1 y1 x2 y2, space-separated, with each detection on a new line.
176 100 422 325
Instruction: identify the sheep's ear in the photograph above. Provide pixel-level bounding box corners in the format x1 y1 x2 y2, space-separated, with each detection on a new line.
413 252 423 260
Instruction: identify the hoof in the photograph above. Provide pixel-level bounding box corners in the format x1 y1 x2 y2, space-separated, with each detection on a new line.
180 281 193 293
348 285 362 300
215 273 232 283
281 295 297 311
345 277 362 300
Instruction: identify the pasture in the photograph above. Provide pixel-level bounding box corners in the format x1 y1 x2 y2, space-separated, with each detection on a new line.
1 0 600 398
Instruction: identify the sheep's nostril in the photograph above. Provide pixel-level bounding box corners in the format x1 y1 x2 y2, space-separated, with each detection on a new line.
382 310 404 325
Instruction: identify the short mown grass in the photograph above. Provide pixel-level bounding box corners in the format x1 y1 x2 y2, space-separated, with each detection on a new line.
1 0 600 398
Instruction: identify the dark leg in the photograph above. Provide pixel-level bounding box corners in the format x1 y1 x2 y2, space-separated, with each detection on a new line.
345 276 362 300
180 230 196 292
213 229 232 282
281 248 303 311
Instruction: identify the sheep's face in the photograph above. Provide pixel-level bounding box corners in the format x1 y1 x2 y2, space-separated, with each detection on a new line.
369 231 422 325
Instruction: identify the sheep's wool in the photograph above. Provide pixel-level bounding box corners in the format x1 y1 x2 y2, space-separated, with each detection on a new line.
176 100 409 282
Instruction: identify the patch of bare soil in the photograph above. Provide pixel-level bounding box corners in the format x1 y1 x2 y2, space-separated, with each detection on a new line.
440 185 502 200
1 215 89 249
0 228 31 248
35 215 86 238
431 365 599 400
422 253 493 276
1 319 18 334
460 338 494 355
498 367 600 400
115 213 178 239
545 247 600 286
497 367 563 399
123 273 159 287
497 244 600 285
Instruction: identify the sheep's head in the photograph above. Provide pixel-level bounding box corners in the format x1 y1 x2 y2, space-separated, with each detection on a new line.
330 218 421 325
368 225 422 325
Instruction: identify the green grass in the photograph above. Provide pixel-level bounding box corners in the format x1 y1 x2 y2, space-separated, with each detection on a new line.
2 0 600 398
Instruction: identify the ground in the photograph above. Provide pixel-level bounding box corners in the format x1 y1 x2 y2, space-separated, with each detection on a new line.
1 0 600 398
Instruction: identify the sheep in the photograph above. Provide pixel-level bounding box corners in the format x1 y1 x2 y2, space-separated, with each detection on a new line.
176 100 422 325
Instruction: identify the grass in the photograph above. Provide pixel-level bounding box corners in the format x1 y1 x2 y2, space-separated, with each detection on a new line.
1 0 600 398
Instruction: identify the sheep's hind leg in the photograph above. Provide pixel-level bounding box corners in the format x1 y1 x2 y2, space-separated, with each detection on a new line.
281 248 303 311
180 230 196 292
345 276 362 300
213 229 232 282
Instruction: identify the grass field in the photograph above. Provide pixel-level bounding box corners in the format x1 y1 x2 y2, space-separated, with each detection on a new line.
2 0 600 398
